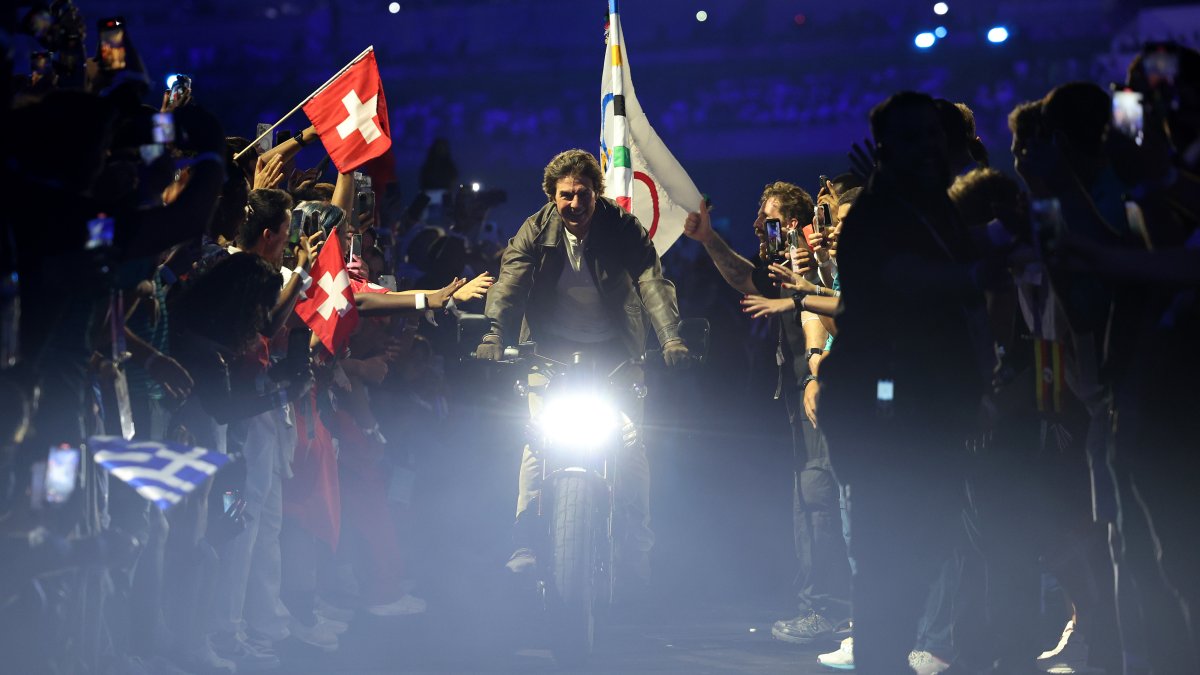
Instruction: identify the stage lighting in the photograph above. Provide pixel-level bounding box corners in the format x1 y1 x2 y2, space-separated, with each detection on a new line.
934 26 947 38
696 10 708 22
987 26 1009 43
388 2 400 13
933 2 949 15
914 32 936 49
165 74 181 89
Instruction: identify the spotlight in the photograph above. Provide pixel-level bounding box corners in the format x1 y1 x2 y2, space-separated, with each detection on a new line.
914 32 936 49
388 2 400 13
696 10 708 22
934 26 947 38
934 2 949 15
987 26 1009 43
471 182 481 192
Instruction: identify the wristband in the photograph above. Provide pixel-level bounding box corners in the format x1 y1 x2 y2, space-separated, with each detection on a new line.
292 266 312 292
293 132 310 148
414 293 427 310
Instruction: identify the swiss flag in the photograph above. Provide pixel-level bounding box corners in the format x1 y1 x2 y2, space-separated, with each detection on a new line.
295 228 360 354
302 50 392 174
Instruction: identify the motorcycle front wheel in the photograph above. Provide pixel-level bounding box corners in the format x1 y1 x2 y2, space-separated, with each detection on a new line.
548 472 596 666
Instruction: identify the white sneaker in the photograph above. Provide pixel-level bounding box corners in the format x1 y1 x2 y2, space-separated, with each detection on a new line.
288 618 339 652
818 636 855 670
316 615 349 635
908 650 951 675
314 597 355 623
366 593 427 617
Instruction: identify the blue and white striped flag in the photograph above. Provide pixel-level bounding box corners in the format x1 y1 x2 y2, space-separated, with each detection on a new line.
90 436 229 511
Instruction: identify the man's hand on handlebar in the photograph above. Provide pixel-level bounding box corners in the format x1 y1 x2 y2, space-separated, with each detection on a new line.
475 334 504 361
662 339 691 369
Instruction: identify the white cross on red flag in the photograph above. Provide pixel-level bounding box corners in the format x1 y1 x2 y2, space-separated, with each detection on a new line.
302 51 392 174
294 228 360 354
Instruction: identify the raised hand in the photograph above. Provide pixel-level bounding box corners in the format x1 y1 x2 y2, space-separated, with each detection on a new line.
683 197 715 244
429 277 467 309
453 272 495 303
254 154 285 189
740 295 796 319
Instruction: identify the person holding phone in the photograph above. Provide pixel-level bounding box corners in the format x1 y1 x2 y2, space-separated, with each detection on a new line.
684 181 851 645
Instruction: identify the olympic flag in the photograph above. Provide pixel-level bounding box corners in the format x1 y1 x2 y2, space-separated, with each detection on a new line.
600 1 702 256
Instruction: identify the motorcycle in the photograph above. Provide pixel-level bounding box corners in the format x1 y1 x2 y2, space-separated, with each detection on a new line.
459 315 708 666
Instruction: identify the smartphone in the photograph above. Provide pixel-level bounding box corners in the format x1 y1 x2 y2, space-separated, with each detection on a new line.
1031 198 1065 257
45 446 80 504
764 218 782 254
348 233 363 261
357 190 376 221
152 112 175 144
1111 89 1144 146
818 174 830 193
223 490 237 513
97 17 127 71
256 123 274 153
169 74 191 107
377 274 398 291
405 193 432 222
86 214 115 250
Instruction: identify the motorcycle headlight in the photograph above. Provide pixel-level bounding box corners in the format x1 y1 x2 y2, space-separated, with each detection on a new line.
535 393 621 453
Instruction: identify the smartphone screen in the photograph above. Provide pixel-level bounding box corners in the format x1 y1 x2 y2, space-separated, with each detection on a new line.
876 379 894 402
86 214 115 250
45 446 80 504
169 75 191 107
357 191 376 220
1112 90 1144 146
765 218 782 253
152 112 175 144
223 490 237 513
97 17 127 71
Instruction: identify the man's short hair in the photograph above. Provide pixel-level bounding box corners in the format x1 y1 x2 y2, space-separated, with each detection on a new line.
543 149 605 201
759 181 814 225
948 168 1022 229
1040 82 1110 156
295 181 335 203
838 186 863 208
869 91 937 146
1007 100 1042 145
237 188 293 250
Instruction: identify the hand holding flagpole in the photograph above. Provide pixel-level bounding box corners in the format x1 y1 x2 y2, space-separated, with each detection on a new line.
235 46 376 161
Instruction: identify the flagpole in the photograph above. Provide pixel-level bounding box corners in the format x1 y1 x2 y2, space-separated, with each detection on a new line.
234 45 376 161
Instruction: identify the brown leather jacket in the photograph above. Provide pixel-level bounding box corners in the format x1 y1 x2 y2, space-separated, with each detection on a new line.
484 198 681 359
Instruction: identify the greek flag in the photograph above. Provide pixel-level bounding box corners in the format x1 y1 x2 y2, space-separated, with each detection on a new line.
90 436 229 511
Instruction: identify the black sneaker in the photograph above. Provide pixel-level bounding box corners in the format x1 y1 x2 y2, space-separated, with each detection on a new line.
771 610 836 644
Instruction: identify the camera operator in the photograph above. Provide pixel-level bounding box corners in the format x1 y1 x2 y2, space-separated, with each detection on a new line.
683 182 851 645
476 149 688 586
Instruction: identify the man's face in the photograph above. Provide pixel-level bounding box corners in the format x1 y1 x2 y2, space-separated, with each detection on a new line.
755 197 799 233
261 214 290 268
880 104 951 192
554 175 596 236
